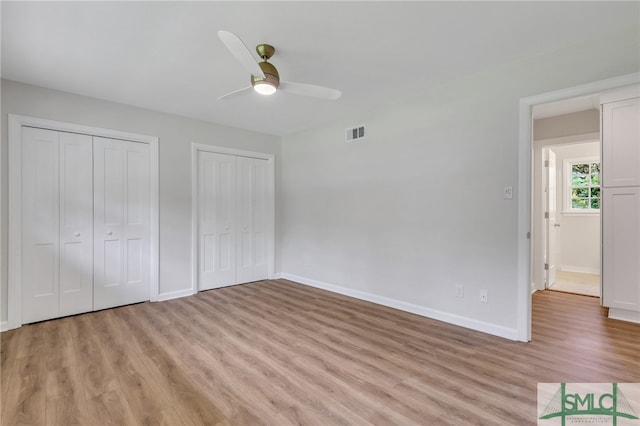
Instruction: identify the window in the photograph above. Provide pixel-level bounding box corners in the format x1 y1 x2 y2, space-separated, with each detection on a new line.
565 159 600 212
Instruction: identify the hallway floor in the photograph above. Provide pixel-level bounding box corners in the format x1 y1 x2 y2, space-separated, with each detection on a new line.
549 270 600 297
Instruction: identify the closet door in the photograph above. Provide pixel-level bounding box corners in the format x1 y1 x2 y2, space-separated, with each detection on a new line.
94 137 151 310
58 132 94 316
198 151 236 290
22 129 93 323
236 157 269 283
21 127 60 323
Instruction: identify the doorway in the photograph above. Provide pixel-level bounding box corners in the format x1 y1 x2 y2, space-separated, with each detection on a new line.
518 73 639 342
534 138 601 298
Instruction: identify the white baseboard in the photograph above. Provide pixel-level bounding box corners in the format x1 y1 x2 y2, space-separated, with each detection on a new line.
156 288 195 302
608 307 640 324
1 320 8 333
276 273 519 341
560 265 600 275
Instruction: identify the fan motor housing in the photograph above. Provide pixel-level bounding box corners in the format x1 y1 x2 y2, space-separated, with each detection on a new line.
251 61 280 89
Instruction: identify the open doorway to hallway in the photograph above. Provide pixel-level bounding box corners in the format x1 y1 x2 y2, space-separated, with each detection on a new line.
531 101 601 298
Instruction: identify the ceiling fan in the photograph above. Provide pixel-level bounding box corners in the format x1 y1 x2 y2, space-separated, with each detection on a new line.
217 30 342 101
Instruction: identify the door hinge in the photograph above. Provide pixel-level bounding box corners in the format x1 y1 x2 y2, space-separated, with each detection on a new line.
544 211 549 219
544 263 549 270
544 160 549 167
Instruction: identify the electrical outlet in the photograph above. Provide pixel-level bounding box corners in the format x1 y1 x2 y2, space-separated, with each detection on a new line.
480 289 488 303
455 284 464 298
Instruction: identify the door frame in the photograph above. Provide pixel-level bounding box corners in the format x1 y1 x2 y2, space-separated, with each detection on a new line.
545 148 558 289
7 114 159 331
190 143 276 294
517 72 640 341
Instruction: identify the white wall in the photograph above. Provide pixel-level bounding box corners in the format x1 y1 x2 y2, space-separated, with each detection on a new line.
1 79 281 325
278 26 639 338
553 142 601 275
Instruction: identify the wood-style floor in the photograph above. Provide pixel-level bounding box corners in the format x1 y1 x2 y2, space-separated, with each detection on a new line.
2 280 639 425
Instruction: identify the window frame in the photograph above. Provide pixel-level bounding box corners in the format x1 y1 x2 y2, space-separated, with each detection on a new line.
563 156 601 215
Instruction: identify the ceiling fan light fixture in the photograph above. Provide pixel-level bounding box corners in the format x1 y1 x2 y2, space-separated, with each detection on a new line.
253 81 277 95
218 31 341 101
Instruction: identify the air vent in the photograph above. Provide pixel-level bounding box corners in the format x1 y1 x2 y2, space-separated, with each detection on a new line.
346 125 366 142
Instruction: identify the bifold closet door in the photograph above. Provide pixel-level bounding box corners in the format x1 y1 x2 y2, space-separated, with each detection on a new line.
197 151 269 290
93 137 151 310
198 151 237 290
236 156 269 283
21 128 93 324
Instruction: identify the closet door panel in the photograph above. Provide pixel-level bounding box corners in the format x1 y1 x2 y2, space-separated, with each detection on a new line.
21 127 60 323
58 132 94 316
94 137 150 309
198 151 236 290
236 157 268 284
123 143 150 303
94 138 124 309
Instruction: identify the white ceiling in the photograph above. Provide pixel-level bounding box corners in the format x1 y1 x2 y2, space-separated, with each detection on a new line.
2 2 637 136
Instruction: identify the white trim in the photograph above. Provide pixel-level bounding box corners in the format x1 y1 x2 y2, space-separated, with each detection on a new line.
156 288 195 302
278 273 519 341
518 99 533 342
535 133 600 148
0 321 8 333
600 84 640 104
190 143 276 294
7 114 160 330
560 265 600 275
608 308 640 324
518 73 640 342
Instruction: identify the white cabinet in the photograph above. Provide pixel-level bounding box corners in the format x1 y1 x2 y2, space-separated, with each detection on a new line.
601 98 640 187
601 91 640 321
197 151 268 290
602 187 640 312
20 127 152 324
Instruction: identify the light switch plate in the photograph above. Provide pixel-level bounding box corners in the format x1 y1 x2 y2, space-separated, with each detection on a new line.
503 186 513 199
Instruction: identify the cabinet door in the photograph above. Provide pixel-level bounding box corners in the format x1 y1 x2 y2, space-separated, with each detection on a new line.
198 151 237 290
58 132 94 317
21 127 60 323
94 137 151 309
236 157 269 284
602 187 640 311
601 97 640 187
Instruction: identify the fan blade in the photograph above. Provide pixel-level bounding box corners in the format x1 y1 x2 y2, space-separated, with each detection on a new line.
218 30 265 78
279 82 341 100
218 86 252 100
